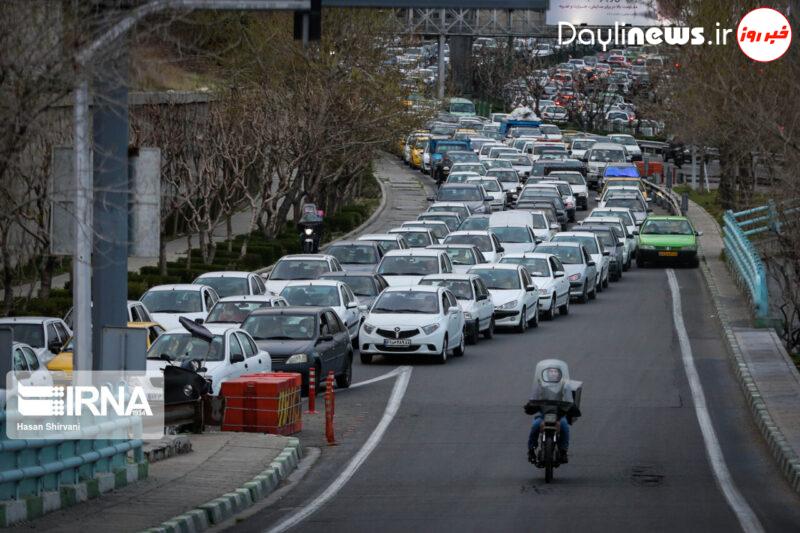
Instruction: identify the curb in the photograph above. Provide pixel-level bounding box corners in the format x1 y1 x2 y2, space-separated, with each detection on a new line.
0 462 148 527
257 172 388 276
142 437 302 533
694 209 800 495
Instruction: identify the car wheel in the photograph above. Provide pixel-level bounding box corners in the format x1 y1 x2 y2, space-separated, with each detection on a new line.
603 273 610 288
578 283 588 304
516 307 528 333
589 281 597 300
529 305 539 328
453 333 466 357
636 256 646 268
690 256 700 268
543 295 556 321
336 353 353 389
483 317 495 339
360 352 373 365
436 335 448 364
468 320 480 345
559 295 570 316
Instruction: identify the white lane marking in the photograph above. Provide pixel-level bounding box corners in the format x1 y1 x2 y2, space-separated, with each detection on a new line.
666 269 764 533
265 365 413 533
347 366 404 390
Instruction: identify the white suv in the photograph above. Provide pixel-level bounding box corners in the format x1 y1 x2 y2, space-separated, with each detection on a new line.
359 285 466 364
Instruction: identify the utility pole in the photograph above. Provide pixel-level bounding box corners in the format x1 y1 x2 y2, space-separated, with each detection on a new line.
437 27 446 100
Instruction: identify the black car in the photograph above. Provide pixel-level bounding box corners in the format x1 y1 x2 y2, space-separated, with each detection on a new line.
319 271 389 309
242 307 353 394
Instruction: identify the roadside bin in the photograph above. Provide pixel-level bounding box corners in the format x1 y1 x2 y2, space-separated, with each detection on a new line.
220 372 302 435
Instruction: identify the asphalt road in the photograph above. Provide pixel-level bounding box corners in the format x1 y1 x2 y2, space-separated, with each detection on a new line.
228 159 800 533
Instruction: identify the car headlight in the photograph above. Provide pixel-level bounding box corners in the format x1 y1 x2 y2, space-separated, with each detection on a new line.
183 384 194 398
304 228 313 236
538 289 549 296
639 244 656 250
578 192 587 197
463 312 473 320
568 273 581 281
285 353 308 364
362 323 376 334
474 205 486 213
497 300 518 310
422 323 440 335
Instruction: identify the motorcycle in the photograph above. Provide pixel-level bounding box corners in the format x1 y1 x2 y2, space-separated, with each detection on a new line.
525 399 573 483
301 226 318 253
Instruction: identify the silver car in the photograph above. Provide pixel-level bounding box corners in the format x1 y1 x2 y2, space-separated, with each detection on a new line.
534 242 598 303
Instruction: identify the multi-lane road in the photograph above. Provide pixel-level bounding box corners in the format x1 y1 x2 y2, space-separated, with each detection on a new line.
229 159 800 533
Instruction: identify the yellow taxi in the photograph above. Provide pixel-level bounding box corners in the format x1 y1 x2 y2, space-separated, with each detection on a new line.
600 177 649 201
47 321 165 374
410 136 430 170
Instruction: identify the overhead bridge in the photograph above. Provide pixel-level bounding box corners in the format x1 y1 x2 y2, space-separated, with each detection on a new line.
399 8 551 37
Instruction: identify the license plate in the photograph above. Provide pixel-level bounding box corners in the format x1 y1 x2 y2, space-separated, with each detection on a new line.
384 339 411 346
658 251 678 257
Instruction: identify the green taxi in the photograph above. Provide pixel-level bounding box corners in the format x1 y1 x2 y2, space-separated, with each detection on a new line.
636 215 701 268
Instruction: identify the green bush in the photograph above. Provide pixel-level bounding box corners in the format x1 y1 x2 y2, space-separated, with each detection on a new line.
128 282 149 300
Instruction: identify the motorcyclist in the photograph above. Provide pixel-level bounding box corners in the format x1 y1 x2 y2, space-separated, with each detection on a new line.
525 359 581 464
297 203 324 252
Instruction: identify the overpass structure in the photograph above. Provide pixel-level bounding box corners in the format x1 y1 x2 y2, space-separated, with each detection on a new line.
399 8 552 37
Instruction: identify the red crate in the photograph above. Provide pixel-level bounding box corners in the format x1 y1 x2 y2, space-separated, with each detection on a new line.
220 373 302 435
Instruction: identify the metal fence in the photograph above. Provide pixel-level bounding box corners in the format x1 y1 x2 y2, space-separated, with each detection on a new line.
0 410 144 500
723 207 770 318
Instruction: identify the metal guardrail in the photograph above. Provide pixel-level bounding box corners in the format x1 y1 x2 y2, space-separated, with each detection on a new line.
0 410 144 500
723 208 770 318
643 179 683 216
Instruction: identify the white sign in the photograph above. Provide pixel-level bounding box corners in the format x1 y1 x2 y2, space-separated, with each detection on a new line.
547 0 661 27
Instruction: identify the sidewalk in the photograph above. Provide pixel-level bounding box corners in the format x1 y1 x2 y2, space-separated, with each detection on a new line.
9 432 297 532
688 199 800 494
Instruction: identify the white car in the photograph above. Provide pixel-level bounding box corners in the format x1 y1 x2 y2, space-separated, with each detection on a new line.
499 253 571 320
478 142 506 161
388 227 437 249
376 248 453 287
0 316 72 366
548 171 589 211
552 232 610 291
569 138 597 161
420 273 494 344
357 233 410 253
444 230 505 263
468 263 539 332
64 300 152 330
146 323 271 396
466 177 504 211
205 294 289 325
280 280 363 343
263 254 342 294
590 207 639 255
401 220 450 243
607 134 642 160
598 194 650 225
359 285 466 364
427 244 487 274
140 284 219 331
489 224 539 254
446 171 481 185
12 341 53 386
490 211 555 243
581 216 634 270
485 168 522 202
193 271 269 298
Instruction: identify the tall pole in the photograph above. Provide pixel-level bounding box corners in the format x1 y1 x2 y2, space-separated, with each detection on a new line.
72 80 92 373
438 32 446 100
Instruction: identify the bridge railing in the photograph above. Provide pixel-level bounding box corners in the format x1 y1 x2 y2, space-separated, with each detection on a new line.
643 179 683 215
723 207 770 318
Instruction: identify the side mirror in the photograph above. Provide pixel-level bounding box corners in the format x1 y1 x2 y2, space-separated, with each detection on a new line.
646 208 653 213
696 230 703 236
358 304 369 312
535 238 543 244
230 353 245 364
633 230 640 235
603 250 610 256
194 318 204 325
550 223 560 230
448 306 460 315
48 340 62 354
319 334 334 342
198 367 208 373
587 260 596 267
526 284 536 292
426 196 435 202
476 294 487 301
497 246 505 253
554 271 565 278
595 196 601 202
346 301 358 309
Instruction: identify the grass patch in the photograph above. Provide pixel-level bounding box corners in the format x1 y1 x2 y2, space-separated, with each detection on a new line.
674 185 724 224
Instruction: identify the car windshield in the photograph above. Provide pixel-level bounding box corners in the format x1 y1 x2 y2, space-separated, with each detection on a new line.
436 143 468 154
371 291 440 314
484 160 513 170
593 210 635 226
396 231 431 247
534 145 565 155
572 140 595 150
472 179 500 192
407 223 447 239
141 290 203 313
450 102 475 114
329 244 379 265
472 269 521 290
420 279 473 300
535 245 582 264
610 136 637 146
587 230 616 247
549 173 585 187
459 217 489 231
372 239 400 252
207 301 270 323
606 179 639 188
447 173 473 184
641 219 694 235
447 152 478 163
196 277 248 298
527 215 548 229
437 187 482 201
270 260 329 280
453 164 485 174
553 235 599 254
589 149 625 162
444 234 492 252
491 226 532 243
281 285 340 307
606 198 644 211
501 257 549 277
242 314 316 341
509 127 541 138
437 247 476 265
324 275 376 296
4 324 44 347
147 333 224 362
488 171 518 183
378 256 439 275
